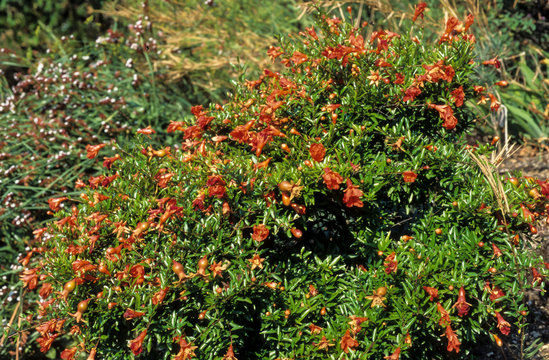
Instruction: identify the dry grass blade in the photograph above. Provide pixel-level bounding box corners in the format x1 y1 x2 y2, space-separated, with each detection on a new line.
469 150 510 214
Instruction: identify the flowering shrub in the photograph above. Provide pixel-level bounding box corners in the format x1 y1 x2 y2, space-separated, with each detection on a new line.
19 4 548 359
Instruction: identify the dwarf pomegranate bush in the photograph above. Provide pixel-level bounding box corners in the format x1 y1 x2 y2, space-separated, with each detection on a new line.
20 4 548 359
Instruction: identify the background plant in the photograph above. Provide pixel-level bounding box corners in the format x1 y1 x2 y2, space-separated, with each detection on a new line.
16 5 549 360
101 0 313 105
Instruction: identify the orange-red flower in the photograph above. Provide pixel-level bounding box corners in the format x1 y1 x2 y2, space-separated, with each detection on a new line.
384 252 398 274
314 335 335 350
37 333 59 353
343 179 364 208
248 254 265 270
123 308 145 320
222 343 237 360
137 126 155 135
423 286 439 301
403 86 421 102
445 325 461 353
86 143 106 159
252 224 269 242
340 329 359 353
427 103 458 130
322 168 343 190
482 57 501 68
128 329 147 356
495 311 510 335
451 86 465 107
309 143 326 162
173 336 197 360
152 288 169 305
384 347 401 360
290 50 308 66
464 14 474 32
60 347 78 360
488 93 500 112
402 171 418 183
437 302 451 327
413 2 427 21
48 196 68 212
207 175 227 199
452 286 471 317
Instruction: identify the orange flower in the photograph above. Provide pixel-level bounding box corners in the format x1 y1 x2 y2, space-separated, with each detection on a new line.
248 254 265 270
322 168 343 190
488 93 500 112
152 288 169 305
445 325 461 353
413 2 427 21
314 335 334 350
403 86 421 102
384 252 398 274
464 14 474 32
60 347 78 360
436 302 451 327
427 103 458 130
309 323 323 334
309 143 326 162
128 329 147 356
137 126 156 135
348 315 368 334
450 86 465 107
340 330 359 353
252 224 269 242
452 286 471 317
86 143 106 159
402 171 417 183
367 70 382 86
37 333 59 353
222 343 237 360
384 347 401 360
495 311 511 335
123 308 145 320
290 50 308 66
423 286 439 301
173 336 198 360
482 57 501 68
48 196 68 212
343 179 364 208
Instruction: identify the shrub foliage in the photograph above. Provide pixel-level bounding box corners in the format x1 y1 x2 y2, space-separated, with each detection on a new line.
20 4 548 359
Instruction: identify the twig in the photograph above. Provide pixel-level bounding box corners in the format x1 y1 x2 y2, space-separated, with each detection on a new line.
0 299 20 347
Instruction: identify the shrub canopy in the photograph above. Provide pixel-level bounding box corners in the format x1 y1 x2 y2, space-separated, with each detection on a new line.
20 4 548 360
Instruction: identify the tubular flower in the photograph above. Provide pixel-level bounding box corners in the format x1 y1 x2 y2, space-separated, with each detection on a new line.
128 329 147 356
437 302 451 327
427 103 458 130
85 143 106 159
445 325 461 353
495 311 511 335
452 286 471 317
413 2 427 21
384 347 401 360
384 252 398 274
340 330 359 353
423 286 439 301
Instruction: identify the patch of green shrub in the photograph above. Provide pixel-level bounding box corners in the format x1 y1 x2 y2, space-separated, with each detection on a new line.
16 3 549 360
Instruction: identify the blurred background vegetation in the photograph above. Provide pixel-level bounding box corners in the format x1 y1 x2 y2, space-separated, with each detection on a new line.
0 0 547 358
